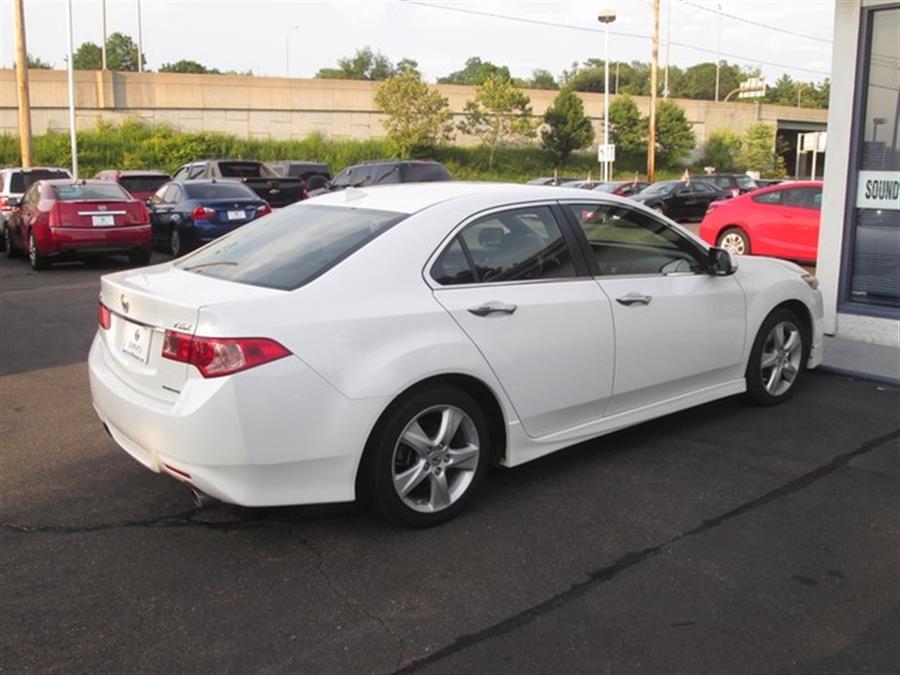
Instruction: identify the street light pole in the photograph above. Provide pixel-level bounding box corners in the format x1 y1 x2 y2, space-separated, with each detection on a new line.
598 10 616 183
285 25 299 77
714 3 722 101
101 0 107 70
664 0 671 98
66 0 78 179
648 0 659 183
136 0 144 72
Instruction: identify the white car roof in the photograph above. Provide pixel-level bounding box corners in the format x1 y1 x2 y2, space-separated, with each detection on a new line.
304 181 604 214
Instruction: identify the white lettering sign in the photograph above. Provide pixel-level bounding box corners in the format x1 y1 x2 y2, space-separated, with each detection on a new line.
597 144 616 163
856 170 900 210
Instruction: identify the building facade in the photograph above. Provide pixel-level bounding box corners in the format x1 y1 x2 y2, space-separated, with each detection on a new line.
818 0 899 346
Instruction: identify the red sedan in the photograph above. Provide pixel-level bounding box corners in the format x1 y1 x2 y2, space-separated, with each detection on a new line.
4 179 151 270
699 181 822 264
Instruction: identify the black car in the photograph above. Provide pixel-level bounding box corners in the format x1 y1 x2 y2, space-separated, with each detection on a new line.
148 180 270 257
527 176 578 186
631 180 729 221
311 160 451 195
703 173 759 197
267 161 332 191
171 160 306 208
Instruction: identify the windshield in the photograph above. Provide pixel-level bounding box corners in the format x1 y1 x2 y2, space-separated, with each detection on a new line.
217 162 277 178
641 182 678 196
118 176 169 195
736 176 758 190
10 170 70 193
52 183 130 201
176 204 406 290
184 182 257 199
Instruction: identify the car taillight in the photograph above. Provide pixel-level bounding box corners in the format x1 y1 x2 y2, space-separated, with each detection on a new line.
161 331 291 378
191 206 216 221
0 197 9 211
125 203 149 225
48 204 61 228
256 203 272 217
98 301 111 330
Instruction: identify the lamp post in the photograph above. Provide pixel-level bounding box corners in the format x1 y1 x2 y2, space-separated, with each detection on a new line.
598 10 616 183
136 0 144 72
714 2 722 101
66 0 78 179
285 25 299 77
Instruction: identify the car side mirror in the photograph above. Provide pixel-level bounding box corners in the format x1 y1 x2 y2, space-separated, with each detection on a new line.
708 247 736 276
6 196 20 207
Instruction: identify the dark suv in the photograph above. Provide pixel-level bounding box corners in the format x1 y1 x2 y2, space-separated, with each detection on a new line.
704 174 759 197
311 160 451 195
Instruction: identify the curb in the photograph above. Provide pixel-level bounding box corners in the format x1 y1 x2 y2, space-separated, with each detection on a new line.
817 364 900 387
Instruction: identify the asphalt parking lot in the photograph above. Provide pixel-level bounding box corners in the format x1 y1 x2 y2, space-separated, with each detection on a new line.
1 252 898 675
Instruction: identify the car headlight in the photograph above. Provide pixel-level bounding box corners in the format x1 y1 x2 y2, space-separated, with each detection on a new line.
801 273 820 290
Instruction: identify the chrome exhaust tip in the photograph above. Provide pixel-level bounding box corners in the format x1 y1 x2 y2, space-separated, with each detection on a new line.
191 488 216 509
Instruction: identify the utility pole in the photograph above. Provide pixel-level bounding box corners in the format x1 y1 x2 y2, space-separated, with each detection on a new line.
101 0 108 70
648 0 659 183
13 0 33 167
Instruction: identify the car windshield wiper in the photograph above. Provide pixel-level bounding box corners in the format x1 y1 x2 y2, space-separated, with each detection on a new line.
182 261 239 272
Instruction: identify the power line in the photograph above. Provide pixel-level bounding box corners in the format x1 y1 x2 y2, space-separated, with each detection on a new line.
677 0 833 44
399 0 831 77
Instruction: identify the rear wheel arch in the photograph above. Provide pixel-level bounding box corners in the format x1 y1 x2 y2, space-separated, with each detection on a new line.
355 373 508 497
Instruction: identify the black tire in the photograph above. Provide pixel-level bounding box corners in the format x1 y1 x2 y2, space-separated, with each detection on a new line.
128 247 152 266
28 231 50 270
717 227 751 256
4 226 20 258
745 307 809 406
169 228 182 258
361 386 492 528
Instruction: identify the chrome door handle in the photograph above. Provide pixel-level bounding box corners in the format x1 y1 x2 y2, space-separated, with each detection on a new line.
616 293 652 306
468 302 518 317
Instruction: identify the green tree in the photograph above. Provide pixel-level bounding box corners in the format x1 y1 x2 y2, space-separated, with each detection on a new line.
653 100 695 166
562 60 651 95
541 87 594 164
764 74 797 106
160 60 220 74
458 74 538 170
741 122 786 177
608 95 646 156
315 47 401 80
396 58 420 77
525 69 558 90
438 57 511 86
374 70 454 158
73 32 145 71
23 53 52 69
702 129 743 172
673 61 742 100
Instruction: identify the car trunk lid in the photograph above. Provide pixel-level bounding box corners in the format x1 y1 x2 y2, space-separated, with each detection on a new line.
56 200 147 229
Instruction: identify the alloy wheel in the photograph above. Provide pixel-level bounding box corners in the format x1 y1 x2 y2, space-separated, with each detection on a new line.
391 405 480 514
28 232 37 267
170 229 181 257
720 231 747 255
760 320 802 396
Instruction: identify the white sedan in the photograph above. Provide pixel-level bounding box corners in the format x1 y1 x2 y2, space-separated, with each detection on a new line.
89 183 823 526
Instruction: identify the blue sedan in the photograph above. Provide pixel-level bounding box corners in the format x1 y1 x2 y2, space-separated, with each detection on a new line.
148 180 271 257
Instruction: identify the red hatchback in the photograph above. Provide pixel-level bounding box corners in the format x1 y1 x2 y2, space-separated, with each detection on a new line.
699 181 822 264
4 179 151 270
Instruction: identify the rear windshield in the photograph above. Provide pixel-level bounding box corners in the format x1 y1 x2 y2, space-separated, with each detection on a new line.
400 163 451 182
176 204 406 290
10 170 70 193
736 176 758 190
52 183 129 201
184 182 257 199
642 182 677 196
118 176 169 195
217 162 277 178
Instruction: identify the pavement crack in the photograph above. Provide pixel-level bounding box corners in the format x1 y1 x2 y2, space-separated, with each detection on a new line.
396 426 900 673
1 508 271 534
297 533 408 671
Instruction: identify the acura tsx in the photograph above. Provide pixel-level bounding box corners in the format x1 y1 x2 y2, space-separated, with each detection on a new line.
89 183 823 526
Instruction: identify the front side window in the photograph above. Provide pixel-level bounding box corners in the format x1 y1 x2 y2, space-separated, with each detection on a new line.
567 203 704 276
432 206 576 285
176 204 405 290
172 166 189 181
187 165 207 179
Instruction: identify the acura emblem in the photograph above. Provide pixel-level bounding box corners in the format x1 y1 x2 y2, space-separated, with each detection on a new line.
121 295 130 313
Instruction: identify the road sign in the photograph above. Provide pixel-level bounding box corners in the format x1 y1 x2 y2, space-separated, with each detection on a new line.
737 77 767 99
799 132 827 153
597 144 616 163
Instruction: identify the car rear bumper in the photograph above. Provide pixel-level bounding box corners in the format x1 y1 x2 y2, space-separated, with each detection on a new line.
88 333 386 506
42 225 151 256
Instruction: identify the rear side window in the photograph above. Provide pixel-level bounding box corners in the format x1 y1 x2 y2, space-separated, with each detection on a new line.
184 182 256 199
783 187 822 210
401 163 451 182
753 190 783 205
10 170 70 193
217 162 276 178
432 206 576 285
176 205 405 290
52 183 129 201
118 175 169 195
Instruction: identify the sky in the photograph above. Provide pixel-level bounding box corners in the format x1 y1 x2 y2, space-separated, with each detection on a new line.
1 0 835 84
